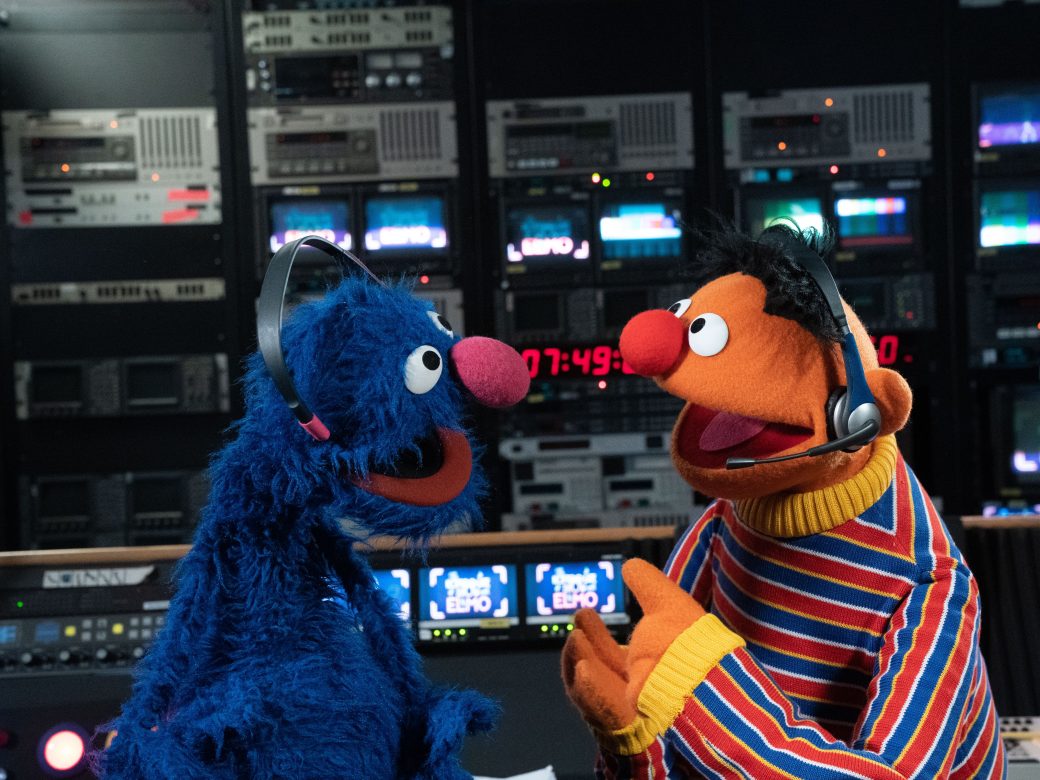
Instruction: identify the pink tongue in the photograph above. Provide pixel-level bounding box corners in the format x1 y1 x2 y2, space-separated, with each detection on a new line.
699 411 769 452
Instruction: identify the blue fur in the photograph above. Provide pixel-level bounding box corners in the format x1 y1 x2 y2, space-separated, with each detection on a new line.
98 278 497 779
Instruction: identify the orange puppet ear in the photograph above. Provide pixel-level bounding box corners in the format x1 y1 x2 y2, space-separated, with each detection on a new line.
865 368 912 436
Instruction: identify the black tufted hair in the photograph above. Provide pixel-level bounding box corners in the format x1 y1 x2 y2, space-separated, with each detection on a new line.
683 220 843 345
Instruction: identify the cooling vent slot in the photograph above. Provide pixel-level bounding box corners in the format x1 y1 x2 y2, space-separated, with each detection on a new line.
265 35 292 48
379 109 442 161
852 90 917 144
140 115 203 170
405 30 434 43
329 32 371 45
619 101 677 148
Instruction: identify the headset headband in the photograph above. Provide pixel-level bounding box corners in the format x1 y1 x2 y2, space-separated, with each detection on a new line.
759 227 877 429
257 235 385 441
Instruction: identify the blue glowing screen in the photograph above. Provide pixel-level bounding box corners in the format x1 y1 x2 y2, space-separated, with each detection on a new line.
524 560 628 625
419 564 519 627
364 196 448 251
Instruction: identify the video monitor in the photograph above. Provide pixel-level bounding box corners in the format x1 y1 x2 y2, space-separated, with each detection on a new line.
504 203 592 269
524 559 629 626
978 185 1040 249
125 361 180 409
978 83 1040 150
598 201 683 262
833 194 914 249
418 564 519 630
743 193 825 237
372 568 412 623
269 198 352 253
363 195 448 253
1010 386 1040 485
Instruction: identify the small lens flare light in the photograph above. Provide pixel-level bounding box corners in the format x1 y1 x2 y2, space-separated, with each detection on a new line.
825 97 834 107
591 173 601 184
829 165 839 174
597 380 607 390
60 163 70 173
877 148 887 158
777 141 787 151
645 171 655 181
151 172 160 182
38 724 88 776
419 274 430 285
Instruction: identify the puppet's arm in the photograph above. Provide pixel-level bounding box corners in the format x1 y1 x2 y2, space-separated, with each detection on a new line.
566 560 999 779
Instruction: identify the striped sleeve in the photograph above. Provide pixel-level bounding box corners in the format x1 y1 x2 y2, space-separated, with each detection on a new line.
598 565 993 779
664 502 722 604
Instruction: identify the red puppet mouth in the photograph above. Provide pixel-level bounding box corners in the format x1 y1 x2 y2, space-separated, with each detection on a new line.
675 402 813 470
355 427 473 506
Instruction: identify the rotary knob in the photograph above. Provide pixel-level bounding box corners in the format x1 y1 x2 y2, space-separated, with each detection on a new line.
19 651 46 668
58 648 87 665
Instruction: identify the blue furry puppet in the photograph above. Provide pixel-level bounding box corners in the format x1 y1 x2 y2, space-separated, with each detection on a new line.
98 240 531 779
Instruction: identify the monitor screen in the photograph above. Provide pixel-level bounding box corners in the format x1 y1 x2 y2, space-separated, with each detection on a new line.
598 201 683 261
979 187 1040 248
31 365 82 405
1011 386 1040 481
505 204 592 268
744 195 825 236
269 199 352 253
372 569 412 623
834 195 913 248
125 362 180 407
978 85 1040 149
419 564 519 628
363 195 448 252
524 560 629 626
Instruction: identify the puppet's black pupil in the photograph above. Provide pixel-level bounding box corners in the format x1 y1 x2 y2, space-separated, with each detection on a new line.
438 315 452 331
422 351 441 370
668 303 681 313
690 318 706 334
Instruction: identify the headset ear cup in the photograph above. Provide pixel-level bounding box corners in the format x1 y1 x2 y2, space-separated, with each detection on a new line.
825 388 847 441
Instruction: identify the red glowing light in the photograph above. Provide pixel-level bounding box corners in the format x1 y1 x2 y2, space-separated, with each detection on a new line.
18 210 32 225
591 173 602 184
60 163 70 173
150 172 160 182
519 345 635 379
43 729 85 771
167 189 210 202
829 165 839 175
825 98 834 107
877 148 887 158
161 208 201 224
420 274 430 285
597 380 607 390
645 172 655 181
777 141 787 151
868 334 901 366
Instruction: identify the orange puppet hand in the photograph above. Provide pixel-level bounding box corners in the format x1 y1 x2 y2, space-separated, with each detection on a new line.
561 558 744 755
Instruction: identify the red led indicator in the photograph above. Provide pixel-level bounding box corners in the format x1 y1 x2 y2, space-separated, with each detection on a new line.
167 189 210 202
829 165 839 175
597 380 607 389
419 275 430 285
645 171 655 181
161 208 201 224
18 210 32 225
42 728 85 772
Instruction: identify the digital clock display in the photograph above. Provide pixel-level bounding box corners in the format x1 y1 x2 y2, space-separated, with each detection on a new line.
520 345 635 379
518 334 910 381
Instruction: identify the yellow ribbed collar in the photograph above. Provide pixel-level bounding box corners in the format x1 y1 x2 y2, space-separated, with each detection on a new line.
734 435 898 538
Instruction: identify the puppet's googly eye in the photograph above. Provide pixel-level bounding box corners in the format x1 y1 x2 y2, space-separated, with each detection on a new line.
687 313 728 357
668 299 692 318
427 310 454 337
405 345 443 394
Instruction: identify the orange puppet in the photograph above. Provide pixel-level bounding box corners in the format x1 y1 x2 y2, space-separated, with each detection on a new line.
562 225 1004 779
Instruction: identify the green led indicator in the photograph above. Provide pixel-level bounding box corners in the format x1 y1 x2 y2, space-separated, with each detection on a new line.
433 629 441 637
552 624 559 632
15 600 24 609
567 623 574 631
459 628 467 636
540 625 549 633
445 629 452 637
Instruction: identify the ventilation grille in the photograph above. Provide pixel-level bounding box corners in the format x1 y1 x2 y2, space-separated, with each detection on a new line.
140 115 204 169
852 90 917 144
619 101 677 148
329 31 371 45
379 109 442 161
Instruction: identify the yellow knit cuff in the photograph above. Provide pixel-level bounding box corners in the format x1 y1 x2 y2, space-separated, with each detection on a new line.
595 614 744 755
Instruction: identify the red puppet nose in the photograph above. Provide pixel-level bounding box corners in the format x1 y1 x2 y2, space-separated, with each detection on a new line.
619 309 687 376
451 336 531 408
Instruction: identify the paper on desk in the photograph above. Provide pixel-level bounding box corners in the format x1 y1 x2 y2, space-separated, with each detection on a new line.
474 767 556 780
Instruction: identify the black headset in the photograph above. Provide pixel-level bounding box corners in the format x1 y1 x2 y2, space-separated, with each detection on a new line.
257 235 386 442
725 228 882 469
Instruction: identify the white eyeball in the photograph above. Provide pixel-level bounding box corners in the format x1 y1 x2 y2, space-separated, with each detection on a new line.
668 299 692 318
687 313 729 357
405 345 443 394
427 310 454 337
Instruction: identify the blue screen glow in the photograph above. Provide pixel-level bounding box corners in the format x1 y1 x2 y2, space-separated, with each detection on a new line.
979 87 1040 148
599 202 682 260
524 560 629 625
269 199 352 253
505 205 591 265
364 196 448 251
0 624 16 645
419 564 518 627
372 569 411 623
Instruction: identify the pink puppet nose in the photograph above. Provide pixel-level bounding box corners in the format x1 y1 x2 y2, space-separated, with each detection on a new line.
619 309 687 376
451 336 531 408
